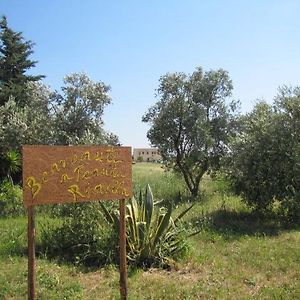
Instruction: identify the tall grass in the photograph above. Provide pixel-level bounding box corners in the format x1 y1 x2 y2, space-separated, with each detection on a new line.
132 162 188 203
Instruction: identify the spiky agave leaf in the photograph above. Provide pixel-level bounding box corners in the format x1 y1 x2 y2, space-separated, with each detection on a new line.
126 197 139 244
98 202 114 224
139 190 146 223
126 215 137 249
152 202 173 247
137 221 147 249
99 184 196 268
145 184 154 229
130 197 139 222
173 203 195 226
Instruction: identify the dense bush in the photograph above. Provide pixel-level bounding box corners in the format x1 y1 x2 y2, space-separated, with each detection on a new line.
0 181 24 217
227 87 300 223
40 202 118 266
279 186 300 226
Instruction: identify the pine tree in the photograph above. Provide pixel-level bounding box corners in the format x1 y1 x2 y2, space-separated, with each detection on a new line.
0 16 44 107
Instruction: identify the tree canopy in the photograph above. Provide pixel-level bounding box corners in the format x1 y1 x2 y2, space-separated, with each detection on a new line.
51 72 118 145
0 16 44 107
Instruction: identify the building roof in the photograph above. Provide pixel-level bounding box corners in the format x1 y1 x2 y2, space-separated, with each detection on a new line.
133 148 158 151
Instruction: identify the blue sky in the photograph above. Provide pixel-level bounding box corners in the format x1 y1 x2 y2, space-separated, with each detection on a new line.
1 1 300 148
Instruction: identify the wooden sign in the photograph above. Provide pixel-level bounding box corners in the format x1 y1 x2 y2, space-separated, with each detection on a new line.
23 145 133 207
23 145 130 300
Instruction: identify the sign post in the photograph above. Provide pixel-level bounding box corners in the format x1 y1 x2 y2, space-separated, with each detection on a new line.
119 198 127 300
27 206 35 300
22 145 132 299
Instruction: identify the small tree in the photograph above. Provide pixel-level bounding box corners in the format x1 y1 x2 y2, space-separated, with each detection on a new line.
143 67 239 197
0 16 44 107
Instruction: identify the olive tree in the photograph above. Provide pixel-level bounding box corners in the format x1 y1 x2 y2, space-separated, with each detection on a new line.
143 66 239 197
0 81 53 180
228 86 300 219
51 72 119 145
0 74 119 182
0 82 53 151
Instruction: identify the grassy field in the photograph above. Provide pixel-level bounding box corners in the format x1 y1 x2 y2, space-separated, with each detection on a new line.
0 162 299 299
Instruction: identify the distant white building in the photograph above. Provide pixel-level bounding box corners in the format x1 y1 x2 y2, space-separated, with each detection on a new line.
133 148 162 162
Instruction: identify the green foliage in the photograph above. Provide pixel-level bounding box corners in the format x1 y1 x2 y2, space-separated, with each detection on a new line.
137 155 144 162
279 186 300 226
0 86 53 181
100 185 195 268
0 181 24 217
0 150 21 184
0 75 119 182
40 202 118 266
0 217 27 257
0 99 28 154
0 164 300 298
143 66 239 197
227 87 300 221
132 162 189 204
0 16 44 107
0 75 118 153
0 256 83 300
228 102 279 209
4 150 21 175
50 72 119 145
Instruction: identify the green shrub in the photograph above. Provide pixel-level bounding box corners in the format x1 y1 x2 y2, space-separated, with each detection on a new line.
137 156 144 162
279 186 300 226
40 202 118 267
227 94 300 215
0 180 24 217
100 185 195 268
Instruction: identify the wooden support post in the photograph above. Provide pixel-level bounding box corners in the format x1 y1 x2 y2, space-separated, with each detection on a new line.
119 199 128 300
27 206 36 300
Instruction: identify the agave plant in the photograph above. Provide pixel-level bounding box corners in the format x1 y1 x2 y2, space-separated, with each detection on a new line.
3 150 21 185
99 184 195 268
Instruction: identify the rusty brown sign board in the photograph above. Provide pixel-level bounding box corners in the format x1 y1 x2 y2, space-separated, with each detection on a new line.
22 145 133 207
